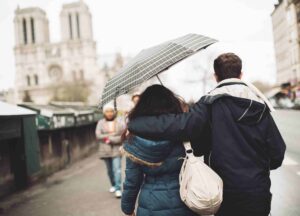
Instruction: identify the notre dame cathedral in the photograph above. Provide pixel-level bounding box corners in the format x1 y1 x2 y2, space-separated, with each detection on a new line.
13 0 120 105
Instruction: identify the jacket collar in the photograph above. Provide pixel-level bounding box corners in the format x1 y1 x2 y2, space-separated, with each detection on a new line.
121 136 172 167
202 78 275 112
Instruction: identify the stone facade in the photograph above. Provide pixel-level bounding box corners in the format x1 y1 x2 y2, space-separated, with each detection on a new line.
13 1 105 105
272 0 300 84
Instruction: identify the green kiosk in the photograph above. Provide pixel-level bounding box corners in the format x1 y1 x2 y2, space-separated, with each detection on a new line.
0 102 40 197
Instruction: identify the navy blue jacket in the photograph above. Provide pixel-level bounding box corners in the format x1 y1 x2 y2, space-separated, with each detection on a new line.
121 136 197 216
127 83 286 195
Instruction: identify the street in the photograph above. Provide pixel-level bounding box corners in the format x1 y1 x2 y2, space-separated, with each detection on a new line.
1 110 300 216
271 110 300 216
1 153 124 216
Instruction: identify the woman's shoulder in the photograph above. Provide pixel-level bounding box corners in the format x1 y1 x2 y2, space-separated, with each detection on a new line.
131 135 171 145
122 136 180 167
125 136 178 153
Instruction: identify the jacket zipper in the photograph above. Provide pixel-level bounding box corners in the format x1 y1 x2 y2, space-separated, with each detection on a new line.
208 151 212 167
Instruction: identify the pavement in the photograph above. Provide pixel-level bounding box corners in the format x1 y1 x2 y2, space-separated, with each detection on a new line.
0 154 124 216
0 110 299 216
271 110 300 216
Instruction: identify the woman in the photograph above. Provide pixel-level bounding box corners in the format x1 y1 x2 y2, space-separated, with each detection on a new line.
121 85 197 216
95 104 125 198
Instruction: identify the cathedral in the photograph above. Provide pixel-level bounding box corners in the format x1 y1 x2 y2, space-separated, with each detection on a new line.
13 0 110 105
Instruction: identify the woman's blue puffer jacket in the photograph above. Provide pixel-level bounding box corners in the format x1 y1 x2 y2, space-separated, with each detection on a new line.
121 136 197 216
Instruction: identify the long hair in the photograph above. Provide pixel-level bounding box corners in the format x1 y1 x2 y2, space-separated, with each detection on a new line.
122 85 186 141
128 84 184 120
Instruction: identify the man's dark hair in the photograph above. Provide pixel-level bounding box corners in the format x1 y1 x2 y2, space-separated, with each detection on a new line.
213 53 242 81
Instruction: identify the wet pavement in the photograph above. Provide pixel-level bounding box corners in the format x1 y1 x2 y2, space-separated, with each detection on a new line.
1 110 300 216
271 110 300 216
1 154 124 216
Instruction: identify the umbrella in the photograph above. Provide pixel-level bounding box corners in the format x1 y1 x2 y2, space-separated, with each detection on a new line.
99 33 217 108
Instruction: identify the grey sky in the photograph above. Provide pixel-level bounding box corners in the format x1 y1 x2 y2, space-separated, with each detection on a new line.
0 0 278 91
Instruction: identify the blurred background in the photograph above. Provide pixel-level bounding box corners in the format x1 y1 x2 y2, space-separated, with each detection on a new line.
0 0 300 215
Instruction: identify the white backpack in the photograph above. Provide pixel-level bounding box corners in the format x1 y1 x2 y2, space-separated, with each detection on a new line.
179 142 223 215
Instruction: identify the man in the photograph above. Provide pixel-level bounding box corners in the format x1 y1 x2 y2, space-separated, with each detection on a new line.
127 53 286 216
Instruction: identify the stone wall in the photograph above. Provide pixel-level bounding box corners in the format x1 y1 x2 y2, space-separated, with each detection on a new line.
37 123 98 177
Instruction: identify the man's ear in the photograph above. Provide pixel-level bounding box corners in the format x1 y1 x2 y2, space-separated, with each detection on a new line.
239 72 243 79
214 73 219 83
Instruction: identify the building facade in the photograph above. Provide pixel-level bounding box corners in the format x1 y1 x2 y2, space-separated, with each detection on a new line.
272 0 300 84
13 0 105 105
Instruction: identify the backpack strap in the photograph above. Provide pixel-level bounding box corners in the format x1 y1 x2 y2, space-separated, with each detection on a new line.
183 142 192 149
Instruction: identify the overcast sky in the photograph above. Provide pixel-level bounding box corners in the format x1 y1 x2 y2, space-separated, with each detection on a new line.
0 0 278 92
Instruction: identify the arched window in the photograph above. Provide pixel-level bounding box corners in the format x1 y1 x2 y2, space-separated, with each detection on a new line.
76 13 80 38
26 75 31 86
68 13 73 39
30 17 35 43
72 70 77 81
22 18 27 44
80 70 84 80
34 74 38 85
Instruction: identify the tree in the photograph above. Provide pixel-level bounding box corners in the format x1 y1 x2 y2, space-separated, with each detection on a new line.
252 81 274 93
51 81 91 102
23 90 33 102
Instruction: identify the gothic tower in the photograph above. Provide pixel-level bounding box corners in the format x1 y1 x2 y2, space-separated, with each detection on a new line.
59 0 101 98
14 6 51 103
14 6 50 46
13 1 103 105
60 0 93 42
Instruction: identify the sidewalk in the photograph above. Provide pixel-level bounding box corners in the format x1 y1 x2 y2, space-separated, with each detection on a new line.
0 153 124 216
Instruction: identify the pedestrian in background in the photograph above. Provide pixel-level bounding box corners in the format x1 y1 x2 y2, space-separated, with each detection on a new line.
95 104 125 198
131 93 140 105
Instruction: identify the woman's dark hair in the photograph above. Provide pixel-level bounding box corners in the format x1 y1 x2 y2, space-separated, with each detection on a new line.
128 84 184 121
122 85 185 141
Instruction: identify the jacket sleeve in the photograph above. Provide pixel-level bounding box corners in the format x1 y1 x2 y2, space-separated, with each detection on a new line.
121 158 144 215
127 100 209 141
107 134 122 145
108 118 126 144
266 113 286 170
95 120 106 140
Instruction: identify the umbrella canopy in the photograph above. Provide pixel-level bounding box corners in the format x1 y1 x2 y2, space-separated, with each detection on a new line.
99 33 217 108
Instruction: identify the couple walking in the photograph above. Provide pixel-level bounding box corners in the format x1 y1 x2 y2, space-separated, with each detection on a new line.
111 52 286 216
